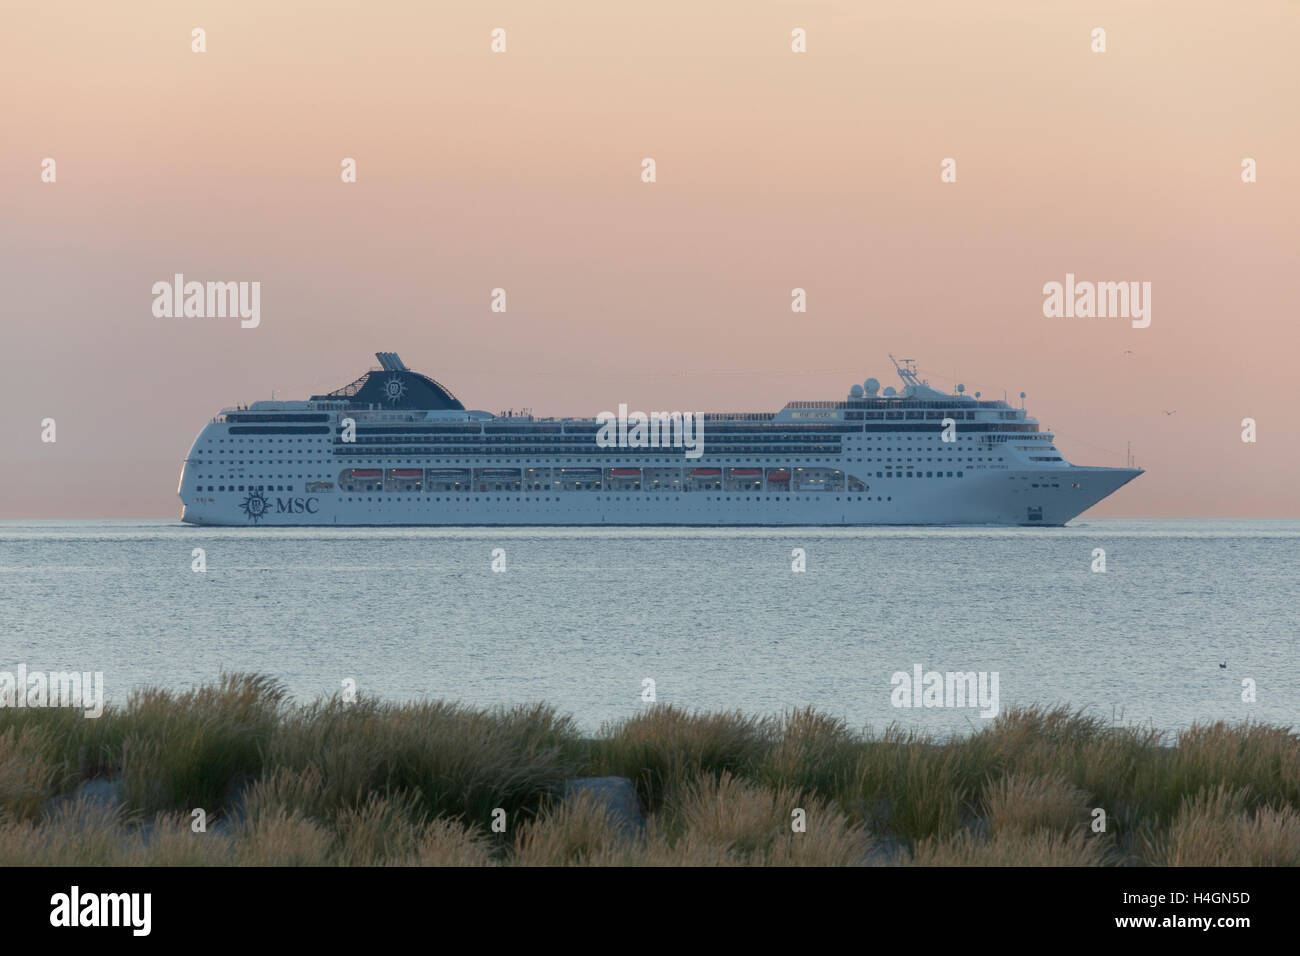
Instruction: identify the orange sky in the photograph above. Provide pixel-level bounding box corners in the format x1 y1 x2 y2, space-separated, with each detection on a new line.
2 1 1297 518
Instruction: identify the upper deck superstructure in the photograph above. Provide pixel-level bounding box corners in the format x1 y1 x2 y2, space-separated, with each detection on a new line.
178 353 1142 526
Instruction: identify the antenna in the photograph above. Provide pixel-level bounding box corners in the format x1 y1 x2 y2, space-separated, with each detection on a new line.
889 354 922 389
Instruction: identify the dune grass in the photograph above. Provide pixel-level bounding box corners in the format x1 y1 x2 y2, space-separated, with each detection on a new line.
589 705 774 812
0 675 1297 865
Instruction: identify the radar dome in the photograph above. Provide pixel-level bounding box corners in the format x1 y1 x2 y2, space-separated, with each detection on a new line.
849 384 865 399
883 386 897 397
956 383 965 393
864 377 880 396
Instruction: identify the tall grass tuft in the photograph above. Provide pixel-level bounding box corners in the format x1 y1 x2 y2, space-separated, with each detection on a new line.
132 814 233 866
759 707 863 799
0 797 135 867
664 771 873 865
907 827 1111 866
1144 784 1300 866
513 791 637 866
0 702 114 782
851 726 998 844
117 673 286 815
592 706 774 812
234 807 335 866
1155 724 1300 816
266 697 580 827
334 791 427 865
0 726 66 821
982 773 1091 837
404 817 496 866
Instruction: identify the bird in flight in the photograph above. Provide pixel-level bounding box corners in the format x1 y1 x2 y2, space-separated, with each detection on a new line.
1163 410 1176 415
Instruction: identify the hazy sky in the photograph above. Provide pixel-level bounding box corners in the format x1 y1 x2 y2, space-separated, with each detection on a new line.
3 1 1297 518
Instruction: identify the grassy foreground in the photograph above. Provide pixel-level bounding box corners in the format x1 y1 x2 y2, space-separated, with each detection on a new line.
1 674 1298 865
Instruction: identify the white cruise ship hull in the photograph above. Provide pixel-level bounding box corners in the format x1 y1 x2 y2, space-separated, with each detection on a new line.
180 466 1141 528
177 353 1143 528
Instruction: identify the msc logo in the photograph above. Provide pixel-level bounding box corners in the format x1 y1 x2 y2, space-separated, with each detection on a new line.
383 376 407 403
241 492 319 523
241 490 269 523
276 496 320 514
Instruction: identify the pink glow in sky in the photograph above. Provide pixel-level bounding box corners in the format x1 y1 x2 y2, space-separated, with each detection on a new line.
3 1 1297 517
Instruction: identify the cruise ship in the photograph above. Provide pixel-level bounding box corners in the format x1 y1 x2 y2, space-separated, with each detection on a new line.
178 352 1142 526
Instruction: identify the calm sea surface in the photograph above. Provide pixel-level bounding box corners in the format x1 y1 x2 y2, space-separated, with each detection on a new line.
1 519 1296 736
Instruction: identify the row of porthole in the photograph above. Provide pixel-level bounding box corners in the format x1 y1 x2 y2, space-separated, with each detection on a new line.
199 485 294 493
338 495 896 503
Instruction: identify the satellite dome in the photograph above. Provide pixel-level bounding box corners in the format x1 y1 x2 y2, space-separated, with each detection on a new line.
956 383 965 393
883 386 897 397
849 384 864 399
864 377 880 396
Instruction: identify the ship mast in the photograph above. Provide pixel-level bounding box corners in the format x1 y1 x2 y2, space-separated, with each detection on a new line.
889 354 923 389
